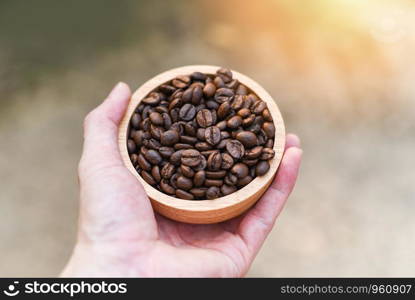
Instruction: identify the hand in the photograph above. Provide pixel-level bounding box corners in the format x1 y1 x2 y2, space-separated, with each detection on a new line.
61 82 302 277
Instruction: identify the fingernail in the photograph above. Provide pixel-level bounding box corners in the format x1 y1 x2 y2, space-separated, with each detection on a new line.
108 82 126 98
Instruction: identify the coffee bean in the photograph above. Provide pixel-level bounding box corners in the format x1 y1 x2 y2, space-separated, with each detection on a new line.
180 135 198 144
190 187 207 198
149 112 164 126
144 138 161 150
174 143 193 150
159 147 174 159
196 128 206 141
191 86 203 105
196 109 213 128
216 67 233 83
138 154 151 171
184 121 197 136
215 88 234 103
242 158 258 167
237 175 253 187
181 149 201 167
194 170 206 187
217 138 230 150
245 146 263 159
227 115 243 129
236 84 248 95
180 164 195 178
160 130 179 146
262 122 275 138
216 120 227 130
252 100 267 114
236 131 258 148
172 75 191 89
170 108 180 122
206 186 221 199
142 94 161 106
207 151 222 170
150 124 163 140
226 140 245 159
206 170 227 179
127 139 137 154
242 114 255 127
227 79 239 90
151 165 161 183
214 76 226 88
265 139 274 149
260 148 275 160
170 150 183 165
224 173 238 186
161 163 176 179
221 153 234 169
221 184 237 196
131 113 141 129
205 179 223 187
262 108 272 121
205 126 221 146
131 130 145 146
256 160 270 176
176 189 194 200
177 176 193 190
206 100 219 109
170 122 185 135
162 113 172 129
191 72 207 81
231 163 249 178
217 102 231 119
170 173 180 189
179 104 196 121
193 154 207 171
160 179 175 194
195 142 213 151
220 131 230 139
130 153 138 166
141 170 156 185
144 149 162 165
203 82 216 97
159 84 176 95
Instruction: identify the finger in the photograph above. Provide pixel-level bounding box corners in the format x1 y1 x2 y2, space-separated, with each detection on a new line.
285 133 300 149
80 82 131 170
237 145 302 257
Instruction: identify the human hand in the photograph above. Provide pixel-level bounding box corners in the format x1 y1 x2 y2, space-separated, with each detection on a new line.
61 82 302 277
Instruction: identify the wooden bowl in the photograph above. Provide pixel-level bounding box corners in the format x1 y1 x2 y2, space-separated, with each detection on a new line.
118 65 285 224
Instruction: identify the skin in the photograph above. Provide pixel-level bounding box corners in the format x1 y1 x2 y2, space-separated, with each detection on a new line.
61 82 302 277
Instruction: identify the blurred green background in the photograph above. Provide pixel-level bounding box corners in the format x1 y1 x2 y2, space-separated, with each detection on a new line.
1 0 414 276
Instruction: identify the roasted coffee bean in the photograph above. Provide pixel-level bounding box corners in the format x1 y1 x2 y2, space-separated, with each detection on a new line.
172 75 191 89
203 82 216 97
190 187 207 198
161 163 176 179
176 189 194 200
245 146 263 159
215 88 234 103
221 153 234 169
196 128 206 141
224 173 238 186
196 109 213 128
237 175 253 187
160 179 175 194
216 120 227 130
206 170 227 179
236 84 248 95
177 176 193 190
216 67 232 83
207 151 222 170
227 115 243 129
236 131 258 148
217 102 231 119
180 135 198 144
221 184 237 196
159 147 174 159
160 130 180 146
129 67 276 200
265 139 274 148
159 84 176 95
141 170 156 185
174 143 193 150
179 104 196 121
170 150 183 165
191 71 207 81
149 112 164 126
252 100 267 114
260 148 275 160
206 186 221 199
180 164 195 178
226 140 245 159
127 139 136 154
151 165 161 183
195 142 212 151
144 149 162 165
181 149 202 167
256 160 270 176
262 122 275 138
131 113 141 129
231 163 249 178
205 179 223 187
205 126 221 145
193 170 206 187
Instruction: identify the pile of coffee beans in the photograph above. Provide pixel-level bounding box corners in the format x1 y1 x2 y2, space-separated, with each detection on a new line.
127 67 276 200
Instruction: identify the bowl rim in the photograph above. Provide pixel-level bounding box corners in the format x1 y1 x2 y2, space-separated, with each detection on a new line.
118 65 285 212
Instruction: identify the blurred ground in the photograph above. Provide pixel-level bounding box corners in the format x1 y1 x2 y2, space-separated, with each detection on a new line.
0 0 414 276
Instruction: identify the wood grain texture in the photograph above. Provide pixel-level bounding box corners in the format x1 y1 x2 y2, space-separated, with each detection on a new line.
118 65 285 224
